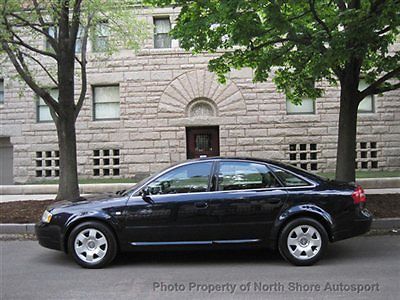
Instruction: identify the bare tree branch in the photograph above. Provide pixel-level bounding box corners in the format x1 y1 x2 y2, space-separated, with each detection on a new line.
1 15 58 59
6 34 58 60
75 13 93 120
70 0 83 46
1 41 60 117
20 51 58 86
9 12 55 40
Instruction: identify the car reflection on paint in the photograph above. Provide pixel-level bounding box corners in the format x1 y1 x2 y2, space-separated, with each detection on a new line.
36 157 372 268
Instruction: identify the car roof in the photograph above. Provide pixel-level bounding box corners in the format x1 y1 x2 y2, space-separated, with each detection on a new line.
190 156 280 165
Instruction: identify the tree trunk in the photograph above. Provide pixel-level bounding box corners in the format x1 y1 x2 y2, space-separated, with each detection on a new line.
55 33 80 200
335 83 359 182
55 114 80 201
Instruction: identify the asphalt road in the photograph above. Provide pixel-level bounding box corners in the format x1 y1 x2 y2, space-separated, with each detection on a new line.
1 235 399 300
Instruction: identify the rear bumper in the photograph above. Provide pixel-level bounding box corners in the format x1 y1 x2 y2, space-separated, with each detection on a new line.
35 222 63 251
332 209 372 242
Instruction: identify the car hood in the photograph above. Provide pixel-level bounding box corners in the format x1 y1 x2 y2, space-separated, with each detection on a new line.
47 193 122 210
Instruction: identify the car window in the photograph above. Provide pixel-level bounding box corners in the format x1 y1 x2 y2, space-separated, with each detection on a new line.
147 162 212 195
270 166 311 187
218 162 280 191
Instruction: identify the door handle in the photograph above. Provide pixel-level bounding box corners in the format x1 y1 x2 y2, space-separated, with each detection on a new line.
194 201 208 209
269 198 282 205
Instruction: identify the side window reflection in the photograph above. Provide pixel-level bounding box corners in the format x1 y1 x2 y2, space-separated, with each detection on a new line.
270 166 310 187
218 162 280 191
147 162 212 195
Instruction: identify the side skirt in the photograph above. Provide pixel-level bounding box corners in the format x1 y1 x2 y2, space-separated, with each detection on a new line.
130 239 261 246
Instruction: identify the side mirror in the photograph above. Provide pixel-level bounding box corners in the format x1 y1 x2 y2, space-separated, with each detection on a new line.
140 187 154 204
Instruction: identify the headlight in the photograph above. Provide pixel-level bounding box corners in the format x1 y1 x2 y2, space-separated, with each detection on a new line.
41 210 53 223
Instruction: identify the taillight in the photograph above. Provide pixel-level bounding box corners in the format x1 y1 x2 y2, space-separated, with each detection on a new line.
352 185 366 205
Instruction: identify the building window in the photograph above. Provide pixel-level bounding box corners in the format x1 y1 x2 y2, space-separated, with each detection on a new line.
288 143 318 171
75 26 84 53
0 79 4 103
358 80 374 113
286 98 315 114
37 89 58 122
93 85 120 120
154 17 171 49
356 142 378 169
46 26 57 51
92 22 109 52
35 151 60 178
93 149 120 177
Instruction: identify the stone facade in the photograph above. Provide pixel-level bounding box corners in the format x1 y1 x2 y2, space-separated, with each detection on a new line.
0 7 399 183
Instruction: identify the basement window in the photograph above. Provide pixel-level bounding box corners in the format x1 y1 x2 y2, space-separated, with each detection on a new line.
288 143 318 171
93 149 121 177
356 142 378 169
35 151 59 178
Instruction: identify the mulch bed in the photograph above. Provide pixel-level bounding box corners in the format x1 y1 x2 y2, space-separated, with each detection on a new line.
0 194 399 223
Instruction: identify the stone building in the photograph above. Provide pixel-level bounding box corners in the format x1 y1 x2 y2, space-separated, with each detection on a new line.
0 7 399 184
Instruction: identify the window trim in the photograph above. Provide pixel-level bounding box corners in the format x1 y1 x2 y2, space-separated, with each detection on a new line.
0 78 4 104
92 21 109 53
36 88 58 123
358 94 375 114
153 16 172 49
215 160 283 192
92 84 120 121
286 98 316 115
358 79 375 114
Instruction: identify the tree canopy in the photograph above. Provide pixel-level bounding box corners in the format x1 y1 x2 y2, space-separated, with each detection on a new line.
149 0 400 182
150 0 399 104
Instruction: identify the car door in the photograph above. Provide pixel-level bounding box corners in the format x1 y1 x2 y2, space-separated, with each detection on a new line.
208 160 287 241
124 161 218 244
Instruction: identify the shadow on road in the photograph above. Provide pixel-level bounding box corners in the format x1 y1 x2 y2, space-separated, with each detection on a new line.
30 235 397 268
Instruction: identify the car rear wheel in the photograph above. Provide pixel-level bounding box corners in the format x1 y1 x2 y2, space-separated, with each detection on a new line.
278 217 328 266
68 221 117 268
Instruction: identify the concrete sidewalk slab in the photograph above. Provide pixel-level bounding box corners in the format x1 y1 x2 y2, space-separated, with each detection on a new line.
0 194 56 203
1 183 134 195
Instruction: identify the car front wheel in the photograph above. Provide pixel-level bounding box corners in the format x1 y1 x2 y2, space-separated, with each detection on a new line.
278 217 328 266
68 221 117 268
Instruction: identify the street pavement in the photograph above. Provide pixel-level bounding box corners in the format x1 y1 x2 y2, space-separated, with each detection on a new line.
1 235 399 300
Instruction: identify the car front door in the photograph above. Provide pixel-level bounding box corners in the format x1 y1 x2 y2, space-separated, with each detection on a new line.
208 160 287 242
124 161 218 244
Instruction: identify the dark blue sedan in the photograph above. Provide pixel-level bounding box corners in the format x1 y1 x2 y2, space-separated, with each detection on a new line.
36 157 372 268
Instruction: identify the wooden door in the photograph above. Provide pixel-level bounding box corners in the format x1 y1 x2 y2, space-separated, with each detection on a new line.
186 126 220 159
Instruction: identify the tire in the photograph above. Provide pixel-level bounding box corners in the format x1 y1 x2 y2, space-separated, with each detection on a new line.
68 221 117 269
278 217 328 266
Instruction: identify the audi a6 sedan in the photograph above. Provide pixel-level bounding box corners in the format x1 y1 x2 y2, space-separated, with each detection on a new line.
36 157 372 268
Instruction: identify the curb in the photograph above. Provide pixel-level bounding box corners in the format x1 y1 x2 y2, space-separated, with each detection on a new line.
1 223 36 234
1 218 399 235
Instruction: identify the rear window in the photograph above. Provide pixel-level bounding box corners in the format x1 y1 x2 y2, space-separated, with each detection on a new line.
270 166 311 187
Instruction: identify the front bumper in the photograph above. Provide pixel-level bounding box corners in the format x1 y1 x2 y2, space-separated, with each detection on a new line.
35 222 63 251
332 208 372 242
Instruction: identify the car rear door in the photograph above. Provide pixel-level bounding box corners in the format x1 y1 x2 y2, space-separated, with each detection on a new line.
207 160 287 242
